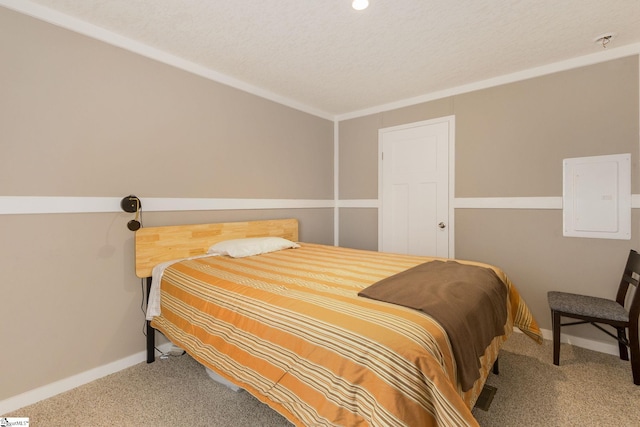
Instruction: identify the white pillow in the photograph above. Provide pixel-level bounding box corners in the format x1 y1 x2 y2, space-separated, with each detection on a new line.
207 237 300 258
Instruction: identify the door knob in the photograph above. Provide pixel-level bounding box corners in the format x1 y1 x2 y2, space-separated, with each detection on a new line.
438 222 446 229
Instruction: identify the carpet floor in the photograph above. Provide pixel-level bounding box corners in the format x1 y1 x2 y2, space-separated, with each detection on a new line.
4 333 640 426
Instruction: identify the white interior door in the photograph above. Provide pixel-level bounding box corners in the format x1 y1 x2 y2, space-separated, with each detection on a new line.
379 118 451 257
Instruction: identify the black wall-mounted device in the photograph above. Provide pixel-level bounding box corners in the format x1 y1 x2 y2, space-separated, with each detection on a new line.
121 195 142 231
121 195 141 213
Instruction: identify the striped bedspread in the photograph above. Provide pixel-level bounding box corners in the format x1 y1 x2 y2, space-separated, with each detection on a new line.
150 243 542 426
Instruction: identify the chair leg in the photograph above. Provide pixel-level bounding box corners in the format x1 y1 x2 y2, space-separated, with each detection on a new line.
552 310 561 366
630 323 640 386
617 328 629 361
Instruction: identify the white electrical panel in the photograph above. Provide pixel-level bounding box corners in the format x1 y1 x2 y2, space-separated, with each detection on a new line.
563 153 631 240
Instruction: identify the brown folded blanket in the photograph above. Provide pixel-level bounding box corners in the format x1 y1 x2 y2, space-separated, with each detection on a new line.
358 260 507 391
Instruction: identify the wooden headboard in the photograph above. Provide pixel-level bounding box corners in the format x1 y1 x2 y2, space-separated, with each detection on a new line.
134 218 299 278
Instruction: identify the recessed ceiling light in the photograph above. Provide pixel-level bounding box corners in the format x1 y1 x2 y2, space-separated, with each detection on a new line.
352 0 369 11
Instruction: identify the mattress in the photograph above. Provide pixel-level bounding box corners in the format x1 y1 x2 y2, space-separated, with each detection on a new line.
148 242 542 426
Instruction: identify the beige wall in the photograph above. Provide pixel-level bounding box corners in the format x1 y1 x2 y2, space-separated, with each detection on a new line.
338 56 640 346
454 58 638 197
454 208 639 317
1 8 333 199
0 7 334 401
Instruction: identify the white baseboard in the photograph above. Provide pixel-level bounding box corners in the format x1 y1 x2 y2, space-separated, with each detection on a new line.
0 342 172 416
537 327 620 356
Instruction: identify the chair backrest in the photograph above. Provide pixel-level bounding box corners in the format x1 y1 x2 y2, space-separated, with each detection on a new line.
617 249 640 320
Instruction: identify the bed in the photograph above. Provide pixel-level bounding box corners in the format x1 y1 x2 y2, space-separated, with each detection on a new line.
135 218 542 427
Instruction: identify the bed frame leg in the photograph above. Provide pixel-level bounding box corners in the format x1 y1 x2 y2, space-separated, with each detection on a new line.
146 277 155 363
492 357 499 375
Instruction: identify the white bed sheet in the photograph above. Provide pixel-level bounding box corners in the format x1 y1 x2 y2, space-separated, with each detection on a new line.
145 254 215 320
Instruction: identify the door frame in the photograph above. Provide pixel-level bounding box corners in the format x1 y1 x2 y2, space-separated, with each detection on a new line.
377 115 456 258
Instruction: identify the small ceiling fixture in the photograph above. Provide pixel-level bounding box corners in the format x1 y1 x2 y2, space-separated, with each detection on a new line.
594 32 616 49
352 0 369 11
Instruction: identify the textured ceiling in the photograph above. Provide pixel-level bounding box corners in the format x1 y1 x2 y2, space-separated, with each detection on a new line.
8 0 640 117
